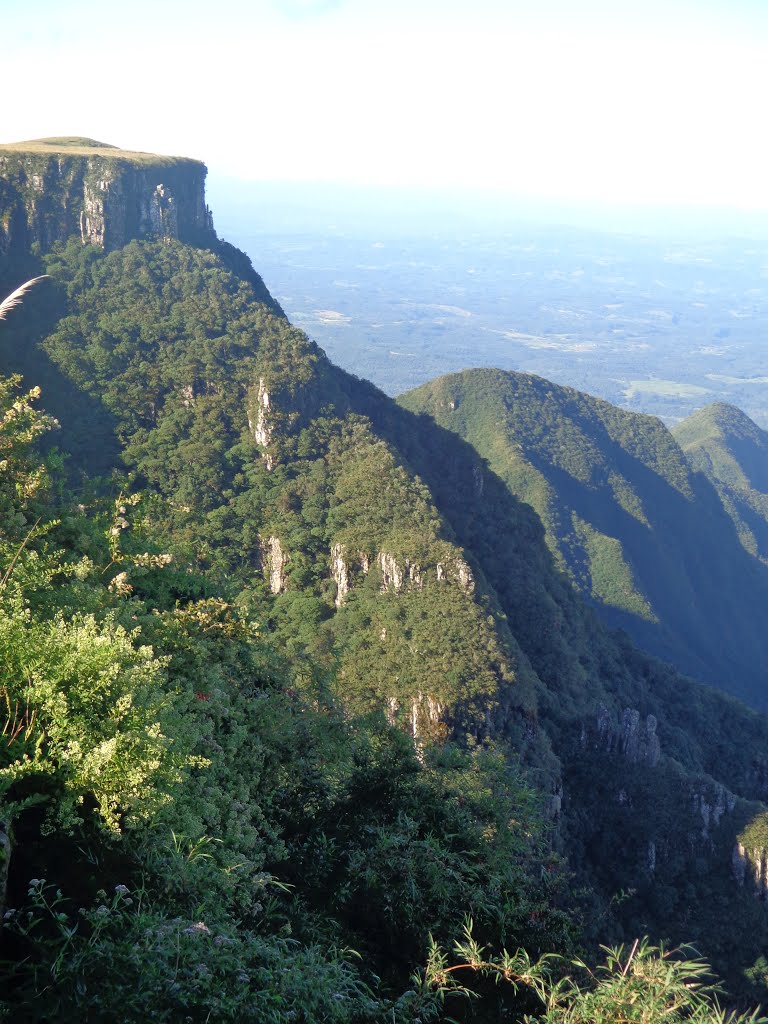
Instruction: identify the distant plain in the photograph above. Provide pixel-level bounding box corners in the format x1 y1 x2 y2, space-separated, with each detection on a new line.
210 179 768 426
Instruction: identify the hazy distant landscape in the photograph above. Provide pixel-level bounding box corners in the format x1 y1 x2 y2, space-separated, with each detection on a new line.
212 179 768 426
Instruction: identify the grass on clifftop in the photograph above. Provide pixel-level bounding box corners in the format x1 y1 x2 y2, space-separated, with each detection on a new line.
0 137 203 168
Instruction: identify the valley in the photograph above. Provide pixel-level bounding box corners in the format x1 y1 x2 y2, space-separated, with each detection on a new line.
211 179 768 426
1 140 768 1021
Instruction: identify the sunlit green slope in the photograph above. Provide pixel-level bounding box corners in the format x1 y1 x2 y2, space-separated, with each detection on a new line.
674 401 768 563
4 187 768 1000
400 367 768 708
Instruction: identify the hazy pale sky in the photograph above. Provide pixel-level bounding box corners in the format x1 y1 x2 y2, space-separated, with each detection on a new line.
5 0 768 208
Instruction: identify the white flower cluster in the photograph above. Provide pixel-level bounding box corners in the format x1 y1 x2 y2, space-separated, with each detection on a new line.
132 552 173 568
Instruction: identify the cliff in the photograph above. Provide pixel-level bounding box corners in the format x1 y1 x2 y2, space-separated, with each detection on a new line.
0 137 215 261
6 156 768 991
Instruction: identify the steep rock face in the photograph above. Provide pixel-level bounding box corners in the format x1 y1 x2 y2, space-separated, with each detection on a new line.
733 843 768 898
331 544 478 605
692 782 736 838
330 545 374 606
379 551 423 591
331 543 350 607
262 536 289 594
0 139 214 259
581 705 661 768
247 378 275 470
733 812 768 900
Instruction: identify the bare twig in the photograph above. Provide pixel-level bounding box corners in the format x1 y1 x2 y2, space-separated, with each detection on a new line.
0 517 42 589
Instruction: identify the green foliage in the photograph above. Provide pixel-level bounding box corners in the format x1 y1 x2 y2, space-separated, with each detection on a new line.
3 880 403 1024
571 514 656 621
0 363 561 1017
399 367 768 709
674 402 768 565
737 811 768 851
280 728 567 974
0 598 182 832
0 376 184 834
0 375 53 535
4 221 768 1021
34 240 523 741
426 927 767 1023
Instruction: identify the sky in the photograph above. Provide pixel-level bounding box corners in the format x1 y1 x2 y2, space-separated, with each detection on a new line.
5 0 768 210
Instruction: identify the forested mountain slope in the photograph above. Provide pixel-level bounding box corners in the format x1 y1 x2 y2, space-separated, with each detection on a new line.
674 401 768 564
3 144 768 1017
400 367 768 708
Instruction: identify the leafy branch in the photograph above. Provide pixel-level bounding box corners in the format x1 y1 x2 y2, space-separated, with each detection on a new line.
423 922 768 1023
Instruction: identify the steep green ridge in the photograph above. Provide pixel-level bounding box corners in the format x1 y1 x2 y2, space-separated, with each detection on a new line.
11 239 768 965
3 170 768 1013
1 240 532 748
674 402 768 563
0 378 565 1022
399 368 768 707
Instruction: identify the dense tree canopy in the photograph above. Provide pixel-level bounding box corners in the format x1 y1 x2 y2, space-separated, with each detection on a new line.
1 233 768 1020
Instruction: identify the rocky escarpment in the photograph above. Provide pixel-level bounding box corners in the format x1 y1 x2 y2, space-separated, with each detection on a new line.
574 701 757 899
329 543 477 605
581 705 661 768
262 536 290 594
732 812 768 900
0 137 214 262
248 378 275 471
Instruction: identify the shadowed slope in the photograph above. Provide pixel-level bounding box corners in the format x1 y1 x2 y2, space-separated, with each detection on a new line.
675 402 768 563
400 368 768 706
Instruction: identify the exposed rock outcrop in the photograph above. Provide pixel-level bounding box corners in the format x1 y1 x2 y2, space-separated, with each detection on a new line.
454 558 475 593
373 553 471 594
548 784 563 818
691 782 735 838
379 551 405 592
330 545 373 606
331 543 349 607
435 557 475 591
386 692 447 748
248 378 274 470
581 705 660 768
0 139 215 260
378 552 423 592
733 843 768 900
733 842 749 886
732 811 768 899
647 840 656 873
262 536 289 594
730 836 768 903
